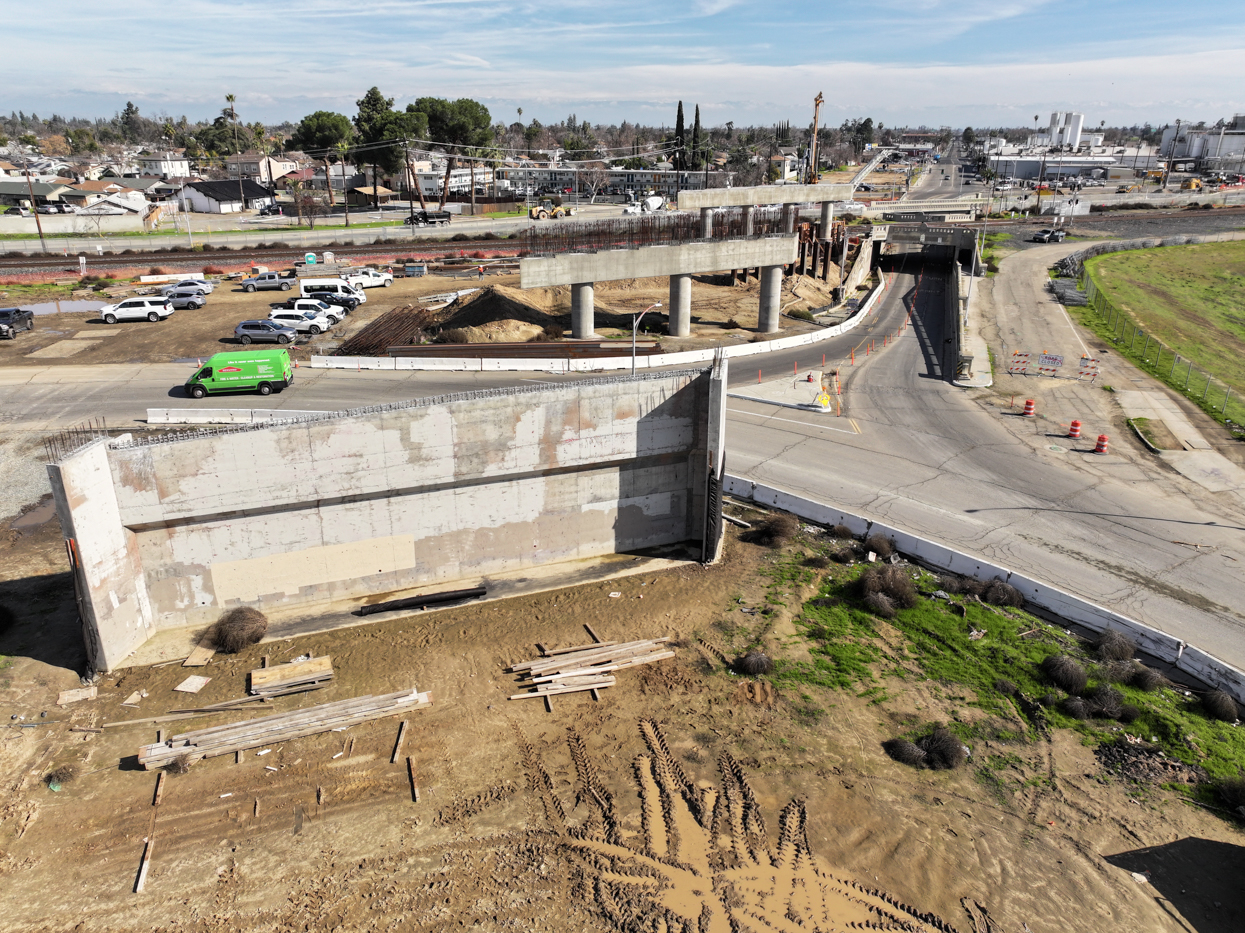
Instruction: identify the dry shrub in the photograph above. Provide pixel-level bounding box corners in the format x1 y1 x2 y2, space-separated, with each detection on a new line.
960 577 987 598
863 533 894 559
1202 689 1240 723
1041 654 1088 695
830 547 855 564
165 753 192 775
1218 776 1245 811
202 265 225 275
882 738 926 768
917 727 966 770
1118 704 1141 724
44 764 78 786
722 318 741 329
994 678 1018 696
863 591 896 619
147 266 168 276
1102 660 1137 684
830 524 854 540
804 554 831 569
734 649 774 676
741 513 799 548
983 580 1024 607
1096 629 1136 661
434 327 473 344
543 322 564 339
937 574 963 594
208 607 268 654
1087 684 1124 719
858 565 918 609
1040 691 1063 707
1061 696 1090 719
1130 664 1165 692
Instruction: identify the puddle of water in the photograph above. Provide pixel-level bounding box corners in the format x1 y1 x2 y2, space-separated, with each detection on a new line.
12 500 56 531
22 300 105 316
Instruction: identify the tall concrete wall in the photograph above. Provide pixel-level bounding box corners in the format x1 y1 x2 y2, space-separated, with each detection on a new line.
51 369 727 670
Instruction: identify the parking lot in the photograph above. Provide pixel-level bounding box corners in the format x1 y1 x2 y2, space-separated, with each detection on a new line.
0 270 512 367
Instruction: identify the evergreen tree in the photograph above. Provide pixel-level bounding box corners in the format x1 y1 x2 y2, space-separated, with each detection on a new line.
674 101 685 171
690 105 701 171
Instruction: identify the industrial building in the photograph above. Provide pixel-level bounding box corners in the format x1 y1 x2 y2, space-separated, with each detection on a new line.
1160 115 1245 172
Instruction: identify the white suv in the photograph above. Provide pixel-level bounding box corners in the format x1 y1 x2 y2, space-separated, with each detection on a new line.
99 297 174 324
269 309 333 335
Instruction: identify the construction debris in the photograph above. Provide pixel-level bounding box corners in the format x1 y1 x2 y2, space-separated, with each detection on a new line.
183 635 217 667
173 675 211 694
249 656 334 697
507 638 673 702
136 689 433 770
56 686 97 707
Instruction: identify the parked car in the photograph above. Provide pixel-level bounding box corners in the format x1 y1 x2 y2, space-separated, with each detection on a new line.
241 270 297 292
1031 229 1066 243
159 279 215 295
269 297 346 323
298 292 356 315
258 204 284 216
235 320 296 345
268 309 333 335
185 349 293 398
3 207 31 217
344 268 393 289
0 307 35 339
166 288 208 310
403 210 452 226
36 204 60 214
98 297 174 324
300 278 365 304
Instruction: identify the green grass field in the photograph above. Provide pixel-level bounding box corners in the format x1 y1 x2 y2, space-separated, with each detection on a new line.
1084 241 1245 401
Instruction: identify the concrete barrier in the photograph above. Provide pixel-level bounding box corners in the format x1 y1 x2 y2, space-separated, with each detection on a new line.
722 474 1245 703
148 409 331 425
312 276 890 374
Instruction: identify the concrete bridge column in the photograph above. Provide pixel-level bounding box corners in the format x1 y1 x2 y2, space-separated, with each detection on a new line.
819 201 833 239
668 274 692 337
758 265 783 333
571 282 595 338
781 203 796 234
742 204 754 236
699 207 714 239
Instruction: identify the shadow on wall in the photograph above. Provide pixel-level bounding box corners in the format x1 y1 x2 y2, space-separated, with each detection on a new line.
1103 837 1245 933
0 572 88 674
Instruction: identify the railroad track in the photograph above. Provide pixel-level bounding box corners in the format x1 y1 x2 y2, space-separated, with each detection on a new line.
0 237 520 274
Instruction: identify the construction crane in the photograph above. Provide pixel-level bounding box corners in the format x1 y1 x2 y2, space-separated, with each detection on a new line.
807 92 824 185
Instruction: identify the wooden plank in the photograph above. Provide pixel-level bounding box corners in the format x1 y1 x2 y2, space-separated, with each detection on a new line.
391 720 408 764
249 656 332 692
152 772 166 806
519 640 666 675
134 835 155 893
590 688 601 702
173 675 211 694
510 679 616 700
406 757 420 802
584 624 604 643
183 635 216 667
507 638 661 672
542 640 619 657
543 695 553 713
57 685 97 706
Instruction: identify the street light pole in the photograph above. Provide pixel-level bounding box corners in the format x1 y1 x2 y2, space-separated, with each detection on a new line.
632 301 662 375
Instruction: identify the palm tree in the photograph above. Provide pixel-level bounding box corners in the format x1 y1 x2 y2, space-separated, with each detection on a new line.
226 94 245 209
334 140 353 227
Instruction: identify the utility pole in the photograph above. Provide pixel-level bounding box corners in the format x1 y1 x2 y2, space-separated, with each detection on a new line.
21 152 47 253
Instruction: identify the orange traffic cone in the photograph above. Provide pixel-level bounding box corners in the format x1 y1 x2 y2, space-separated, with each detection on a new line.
1093 434 1109 454
1068 419 1081 439
1022 399 1036 417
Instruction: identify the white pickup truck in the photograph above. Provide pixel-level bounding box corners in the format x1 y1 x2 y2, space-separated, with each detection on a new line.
269 297 346 324
241 271 297 292
344 268 394 289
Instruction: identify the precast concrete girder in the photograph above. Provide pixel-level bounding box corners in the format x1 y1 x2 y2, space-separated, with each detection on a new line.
677 183 854 210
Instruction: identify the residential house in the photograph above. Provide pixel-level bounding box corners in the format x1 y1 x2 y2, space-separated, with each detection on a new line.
149 176 200 201
346 185 394 206
226 152 298 184
0 180 75 208
0 161 19 177
180 179 273 213
60 180 149 212
137 150 190 178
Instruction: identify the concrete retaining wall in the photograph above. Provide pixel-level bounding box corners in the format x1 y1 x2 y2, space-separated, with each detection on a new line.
722 475 1245 703
148 409 331 425
53 370 726 670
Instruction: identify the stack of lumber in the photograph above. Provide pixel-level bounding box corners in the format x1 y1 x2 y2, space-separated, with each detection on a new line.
137 688 431 770
249 656 334 697
507 638 673 701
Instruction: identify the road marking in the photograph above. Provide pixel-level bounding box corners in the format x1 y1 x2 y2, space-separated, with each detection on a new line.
726 406 862 435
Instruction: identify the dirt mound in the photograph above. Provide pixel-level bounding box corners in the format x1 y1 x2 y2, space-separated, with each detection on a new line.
437 285 563 331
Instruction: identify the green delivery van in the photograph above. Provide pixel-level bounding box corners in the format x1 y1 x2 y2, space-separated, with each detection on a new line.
185 349 293 398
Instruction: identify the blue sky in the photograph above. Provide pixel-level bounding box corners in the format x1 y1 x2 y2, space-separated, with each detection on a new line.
4 0 1244 129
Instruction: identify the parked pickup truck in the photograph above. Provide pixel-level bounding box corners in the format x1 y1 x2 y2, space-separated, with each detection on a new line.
241 270 298 292
403 210 452 226
1031 228 1066 243
344 268 394 289
269 298 345 325
0 307 35 339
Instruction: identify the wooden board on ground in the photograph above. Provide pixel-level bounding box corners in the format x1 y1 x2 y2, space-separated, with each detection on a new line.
249 656 332 693
57 685 97 706
183 635 216 667
173 675 211 694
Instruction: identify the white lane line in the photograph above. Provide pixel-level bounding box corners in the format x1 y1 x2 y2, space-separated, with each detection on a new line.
726 406 862 435
1053 292 1090 358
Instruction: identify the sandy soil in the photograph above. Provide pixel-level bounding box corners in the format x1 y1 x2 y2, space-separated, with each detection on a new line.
0 499 1241 933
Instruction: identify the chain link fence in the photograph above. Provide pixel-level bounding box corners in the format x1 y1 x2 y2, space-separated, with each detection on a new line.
1055 235 1245 433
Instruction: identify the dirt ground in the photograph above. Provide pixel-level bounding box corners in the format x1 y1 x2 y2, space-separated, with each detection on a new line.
0 268 843 367
0 497 1241 933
